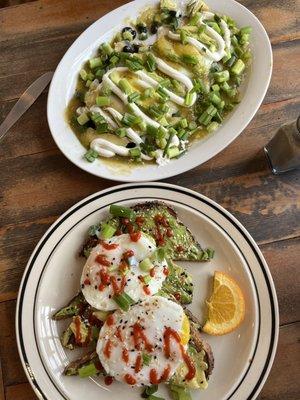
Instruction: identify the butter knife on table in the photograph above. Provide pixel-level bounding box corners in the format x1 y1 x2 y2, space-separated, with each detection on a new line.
0 71 54 144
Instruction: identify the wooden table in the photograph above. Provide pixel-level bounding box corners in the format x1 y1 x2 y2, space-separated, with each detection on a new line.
0 0 299 399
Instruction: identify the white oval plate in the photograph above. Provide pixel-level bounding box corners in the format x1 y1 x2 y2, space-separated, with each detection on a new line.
47 0 272 182
16 183 278 400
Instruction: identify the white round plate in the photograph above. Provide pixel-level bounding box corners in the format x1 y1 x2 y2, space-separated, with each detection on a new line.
16 183 278 400
47 0 272 182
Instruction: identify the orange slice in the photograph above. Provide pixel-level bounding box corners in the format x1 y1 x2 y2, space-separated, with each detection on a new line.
202 271 245 336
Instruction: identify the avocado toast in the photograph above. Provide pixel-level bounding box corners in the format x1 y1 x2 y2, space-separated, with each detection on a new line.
53 200 215 398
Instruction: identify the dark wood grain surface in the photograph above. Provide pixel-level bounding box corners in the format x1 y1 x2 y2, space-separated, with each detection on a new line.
0 0 299 399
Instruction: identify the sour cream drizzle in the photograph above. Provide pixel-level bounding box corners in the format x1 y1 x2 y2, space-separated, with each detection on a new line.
167 12 231 62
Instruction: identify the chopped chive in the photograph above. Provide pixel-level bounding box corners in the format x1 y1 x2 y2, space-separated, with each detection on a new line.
77 113 89 126
180 54 198 65
213 70 230 83
209 92 222 106
84 149 99 163
96 96 111 107
95 68 105 78
142 88 154 99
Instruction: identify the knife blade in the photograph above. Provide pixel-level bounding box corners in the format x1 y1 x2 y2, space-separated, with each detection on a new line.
0 71 54 144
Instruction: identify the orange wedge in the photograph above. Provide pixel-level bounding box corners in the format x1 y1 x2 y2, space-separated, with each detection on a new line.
202 271 245 336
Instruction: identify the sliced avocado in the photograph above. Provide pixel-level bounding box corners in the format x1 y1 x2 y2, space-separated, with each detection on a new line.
171 346 208 389
160 260 193 304
52 292 86 320
69 316 90 345
81 202 214 262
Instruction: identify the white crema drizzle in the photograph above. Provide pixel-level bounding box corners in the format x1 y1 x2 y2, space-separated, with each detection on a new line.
88 10 231 162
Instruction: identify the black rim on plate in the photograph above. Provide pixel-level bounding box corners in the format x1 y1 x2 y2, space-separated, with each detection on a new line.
16 184 278 400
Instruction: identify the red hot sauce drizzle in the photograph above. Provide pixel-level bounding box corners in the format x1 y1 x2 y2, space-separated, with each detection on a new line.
163 327 196 381
100 241 119 251
132 323 153 352
96 254 111 266
122 347 129 364
104 339 113 359
111 275 126 295
124 374 136 385
135 354 142 373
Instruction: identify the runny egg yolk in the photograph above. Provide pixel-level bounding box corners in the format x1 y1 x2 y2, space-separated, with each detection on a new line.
181 314 190 346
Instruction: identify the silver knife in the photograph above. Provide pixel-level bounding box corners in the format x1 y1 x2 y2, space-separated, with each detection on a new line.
0 71 54 144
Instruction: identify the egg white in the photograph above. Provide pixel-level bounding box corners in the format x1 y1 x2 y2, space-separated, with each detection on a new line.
81 233 168 311
97 296 186 386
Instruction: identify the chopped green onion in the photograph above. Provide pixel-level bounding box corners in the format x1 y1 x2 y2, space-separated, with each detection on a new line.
189 121 197 130
240 26 252 35
128 92 141 103
139 258 153 272
118 78 133 95
109 204 135 219
142 88 154 99
77 113 89 126
122 30 133 41
142 352 152 366
89 57 103 69
100 42 113 55
113 293 135 311
116 128 127 138
95 68 105 78
156 85 169 102
155 247 166 262
122 113 142 127
179 118 188 128
185 91 194 106
148 396 165 400
100 223 116 239
213 70 230 83
109 55 120 65
226 55 237 68
209 92 222 106
231 59 245 75
207 21 221 34
180 54 198 65
146 125 159 137
84 149 99 163
167 147 180 158
189 12 201 26
125 58 143 71
129 147 141 158
79 69 88 81
207 121 219 132
85 80 92 88
143 275 152 285
180 30 188 45
145 53 157 72
163 130 175 157
142 385 158 398
96 96 111 107
169 384 192 400
78 363 98 378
